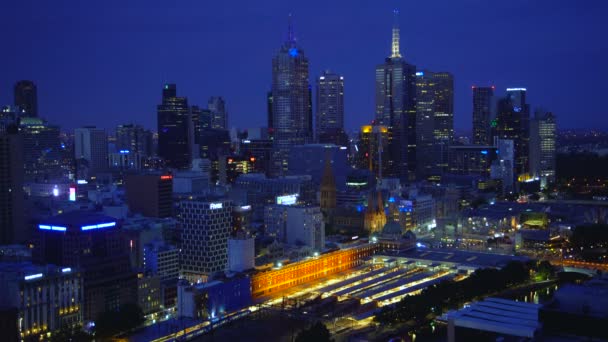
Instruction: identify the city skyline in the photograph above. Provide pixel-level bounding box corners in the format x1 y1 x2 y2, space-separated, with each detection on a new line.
1 1 607 132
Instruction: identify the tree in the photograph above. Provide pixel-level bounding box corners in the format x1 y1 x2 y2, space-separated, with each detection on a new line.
95 303 145 338
535 260 555 280
295 322 332 342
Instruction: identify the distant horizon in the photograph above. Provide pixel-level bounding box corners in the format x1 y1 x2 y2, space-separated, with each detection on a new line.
1 1 607 132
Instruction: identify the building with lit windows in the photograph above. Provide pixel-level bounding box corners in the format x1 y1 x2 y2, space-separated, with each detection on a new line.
355 125 390 180
219 155 252 185
34 211 136 321
448 145 498 176
472 86 495 145
0 262 83 341
115 124 153 158
316 71 345 144
18 117 64 182
137 273 162 315
494 88 530 178
416 70 454 180
270 16 312 175
375 10 417 181
180 198 233 283
157 84 192 169
529 111 556 188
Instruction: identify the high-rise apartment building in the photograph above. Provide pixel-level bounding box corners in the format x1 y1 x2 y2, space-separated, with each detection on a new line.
180 198 233 283
375 10 417 181
315 71 345 144
157 84 192 169
208 96 228 130
494 88 530 177
270 16 312 175
529 111 556 188
19 117 63 181
355 125 390 181
415 70 454 180
14 80 38 117
472 86 495 145
74 126 108 176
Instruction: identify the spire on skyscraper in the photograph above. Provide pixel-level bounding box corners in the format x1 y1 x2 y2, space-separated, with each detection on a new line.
391 9 402 59
287 13 296 47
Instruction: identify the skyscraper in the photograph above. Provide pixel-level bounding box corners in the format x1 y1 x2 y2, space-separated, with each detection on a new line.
74 126 108 176
375 9 417 181
529 110 556 188
19 117 64 181
208 96 228 130
14 80 38 117
415 70 454 180
472 86 495 145
0 125 25 244
494 88 530 177
157 84 192 169
115 124 153 157
270 15 312 175
315 70 346 145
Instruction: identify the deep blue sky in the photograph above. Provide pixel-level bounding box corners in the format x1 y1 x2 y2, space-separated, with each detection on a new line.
1 0 607 133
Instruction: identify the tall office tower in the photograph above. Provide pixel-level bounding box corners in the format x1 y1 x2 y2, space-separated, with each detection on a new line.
74 126 108 176
157 84 192 169
0 126 25 244
529 110 556 188
34 212 136 321
124 173 173 218
472 86 495 145
415 71 454 180
115 124 153 157
375 10 417 181
355 125 390 181
180 198 233 283
270 16 312 175
208 96 228 130
19 117 63 182
14 80 38 116
315 71 346 145
494 88 530 177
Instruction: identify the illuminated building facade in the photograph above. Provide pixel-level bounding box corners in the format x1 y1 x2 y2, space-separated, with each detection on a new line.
0 263 83 341
34 212 136 321
157 84 192 169
270 16 312 175
416 70 454 181
125 173 173 218
251 243 379 298
315 71 345 144
355 125 390 180
529 111 556 188
448 145 498 176
180 198 233 283
375 10 417 181
115 124 153 158
494 88 530 177
472 86 495 145
14 80 37 117
364 191 387 233
219 155 251 185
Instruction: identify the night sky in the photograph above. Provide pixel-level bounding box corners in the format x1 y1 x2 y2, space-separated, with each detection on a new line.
1 0 607 133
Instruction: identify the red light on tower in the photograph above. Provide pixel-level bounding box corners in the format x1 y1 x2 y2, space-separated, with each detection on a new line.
160 175 173 180
250 157 256 162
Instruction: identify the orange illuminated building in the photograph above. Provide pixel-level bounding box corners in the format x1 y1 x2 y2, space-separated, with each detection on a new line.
251 244 379 298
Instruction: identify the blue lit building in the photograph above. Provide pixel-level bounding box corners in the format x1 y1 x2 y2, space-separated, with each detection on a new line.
34 211 137 321
177 275 252 320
